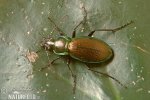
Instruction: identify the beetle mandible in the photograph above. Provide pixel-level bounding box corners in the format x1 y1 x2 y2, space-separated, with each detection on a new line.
40 7 133 93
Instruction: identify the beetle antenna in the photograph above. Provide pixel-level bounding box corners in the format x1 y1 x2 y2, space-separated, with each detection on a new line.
86 67 127 88
48 17 65 35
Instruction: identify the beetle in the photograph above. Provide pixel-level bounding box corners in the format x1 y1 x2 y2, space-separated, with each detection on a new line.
39 9 133 93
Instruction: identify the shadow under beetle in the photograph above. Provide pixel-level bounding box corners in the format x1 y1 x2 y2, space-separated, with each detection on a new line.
39 8 133 94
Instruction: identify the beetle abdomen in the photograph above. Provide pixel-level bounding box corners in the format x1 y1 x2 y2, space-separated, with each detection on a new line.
68 37 113 63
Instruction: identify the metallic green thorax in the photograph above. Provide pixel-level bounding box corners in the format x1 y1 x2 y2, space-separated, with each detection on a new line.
53 36 71 55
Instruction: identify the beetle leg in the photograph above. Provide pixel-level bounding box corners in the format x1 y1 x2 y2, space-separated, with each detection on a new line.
50 56 62 64
27 56 62 78
48 17 65 35
72 21 83 38
88 21 134 37
86 65 127 88
72 6 87 38
66 58 77 94
39 56 62 71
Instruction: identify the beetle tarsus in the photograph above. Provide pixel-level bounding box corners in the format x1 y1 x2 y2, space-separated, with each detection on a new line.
111 20 134 33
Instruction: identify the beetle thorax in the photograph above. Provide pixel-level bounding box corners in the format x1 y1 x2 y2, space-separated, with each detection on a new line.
53 37 70 55
41 36 70 55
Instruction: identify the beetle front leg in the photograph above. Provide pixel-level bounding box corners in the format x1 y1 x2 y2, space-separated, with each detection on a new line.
39 56 62 71
66 58 77 94
88 21 134 37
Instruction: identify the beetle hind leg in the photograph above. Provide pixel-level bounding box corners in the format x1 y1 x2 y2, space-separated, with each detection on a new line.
88 21 134 37
85 64 127 88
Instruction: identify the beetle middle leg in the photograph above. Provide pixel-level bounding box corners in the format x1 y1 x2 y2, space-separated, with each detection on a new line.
88 21 134 37
66 58 77 94
72 6 87 38
85 64 127 88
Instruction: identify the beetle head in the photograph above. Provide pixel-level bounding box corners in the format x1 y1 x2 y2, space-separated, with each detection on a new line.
41 37 54 50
